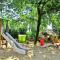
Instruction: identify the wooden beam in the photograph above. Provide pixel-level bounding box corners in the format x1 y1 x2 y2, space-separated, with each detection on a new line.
0 18 2 47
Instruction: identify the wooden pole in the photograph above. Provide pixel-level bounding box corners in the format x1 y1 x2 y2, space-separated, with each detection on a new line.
0 18 2 47
0 18 7 48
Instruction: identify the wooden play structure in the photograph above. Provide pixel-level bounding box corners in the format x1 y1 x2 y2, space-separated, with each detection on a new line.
0 18 28 54
0 18 7 48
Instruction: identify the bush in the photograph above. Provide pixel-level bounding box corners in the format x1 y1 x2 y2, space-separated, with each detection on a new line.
26 31 35 40
9 29 18 38
18 28 27 34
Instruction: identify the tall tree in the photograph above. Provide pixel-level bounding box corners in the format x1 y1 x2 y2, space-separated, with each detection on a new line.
30 0 60 44
12 0 60 44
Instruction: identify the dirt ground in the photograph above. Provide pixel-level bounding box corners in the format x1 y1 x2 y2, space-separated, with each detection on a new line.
0 42 60 60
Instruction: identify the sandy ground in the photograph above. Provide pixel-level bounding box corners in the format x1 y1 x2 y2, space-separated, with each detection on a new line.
0 42 60 60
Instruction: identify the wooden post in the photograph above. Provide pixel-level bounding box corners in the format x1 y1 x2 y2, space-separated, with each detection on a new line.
0 18 2 47
0 18 7 48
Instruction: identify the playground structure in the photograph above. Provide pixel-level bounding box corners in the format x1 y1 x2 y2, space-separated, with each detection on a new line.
0 18 28 54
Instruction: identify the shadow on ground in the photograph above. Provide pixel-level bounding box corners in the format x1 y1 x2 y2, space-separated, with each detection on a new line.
0 42 60 60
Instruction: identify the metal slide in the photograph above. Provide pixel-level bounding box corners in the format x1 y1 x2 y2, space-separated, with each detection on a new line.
1 29 28 54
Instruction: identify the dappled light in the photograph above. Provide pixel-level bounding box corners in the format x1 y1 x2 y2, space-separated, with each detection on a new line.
0 0 60 60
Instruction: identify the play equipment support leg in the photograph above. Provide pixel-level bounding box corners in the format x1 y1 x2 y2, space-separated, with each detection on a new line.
0 18 7 48
0 18 2 47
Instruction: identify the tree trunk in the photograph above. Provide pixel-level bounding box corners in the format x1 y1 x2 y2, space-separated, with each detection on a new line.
34 6 42 45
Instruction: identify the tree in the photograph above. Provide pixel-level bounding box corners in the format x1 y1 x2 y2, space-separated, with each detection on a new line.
49 12 60 34
29 0 60 44
11 0 60 44
1 0 59 44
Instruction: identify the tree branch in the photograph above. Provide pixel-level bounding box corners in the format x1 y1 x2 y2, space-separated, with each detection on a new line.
42 7 60 15
42 0 50 7
38 0 42 5
42 0 60 15
37 0 50 15
38 0 50 6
